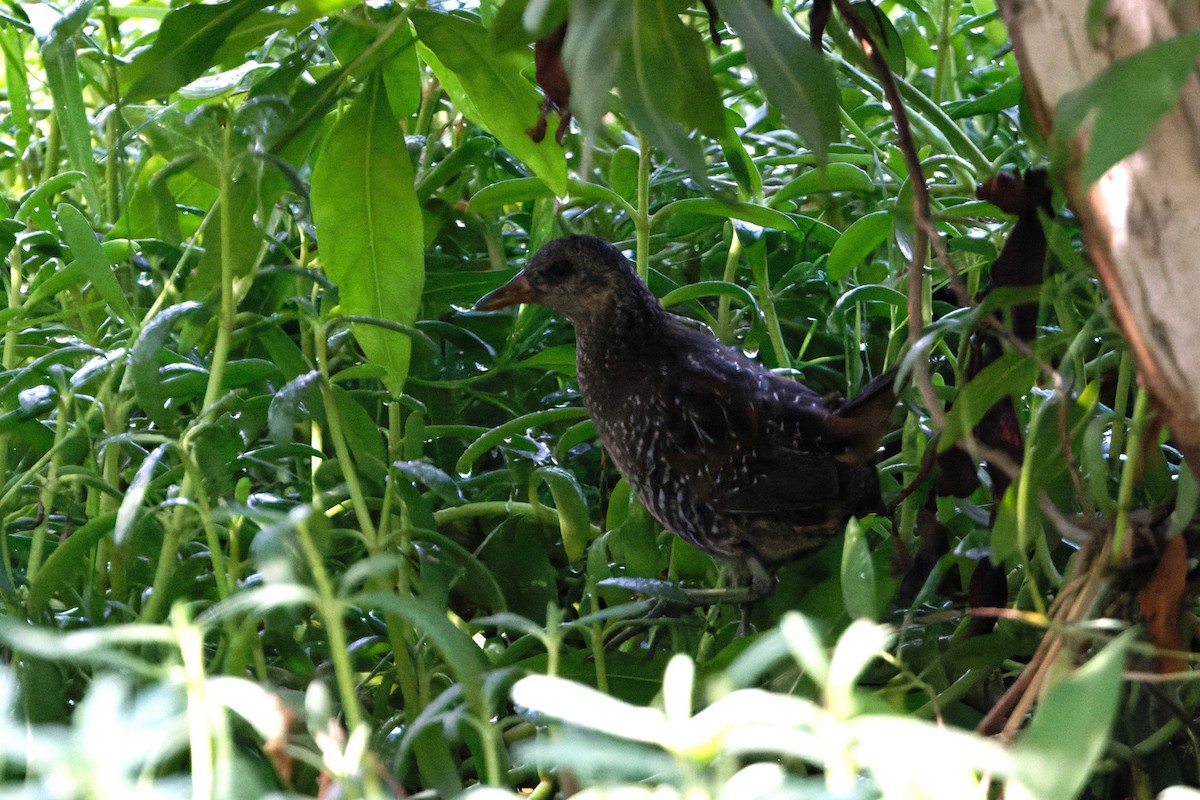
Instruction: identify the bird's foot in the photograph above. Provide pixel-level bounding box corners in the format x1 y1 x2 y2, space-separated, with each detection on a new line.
596 576 772 647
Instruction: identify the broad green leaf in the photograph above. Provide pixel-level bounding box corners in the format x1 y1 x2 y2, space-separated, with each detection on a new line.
1011 630 1134 800
404 529 507 614
192 171 264 293
121 0 273 100
938 352 1039 453
840 517 876 620
616 3 708 178
513 343 578 374
947 79 1024 119
327 16 422 119
826 209 892 280
394 460 466 505
412 10 568 196
561 0 628 132
609 145 641 200
1053 32 1200 185
632 1 724 139
714 0 839 162
56 204 137 328
311 74 425 396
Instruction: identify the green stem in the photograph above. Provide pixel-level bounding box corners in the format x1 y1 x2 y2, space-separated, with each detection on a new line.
716 231 742 342
635 134 651 281
294 511 365 731
0 247 22 587
176 606 216 800
201 118 237 414
1112 385 1152 565
314 323 379 547
747 237 789 368
183 451 233 600
1110 350 1133 480
26 391 70 582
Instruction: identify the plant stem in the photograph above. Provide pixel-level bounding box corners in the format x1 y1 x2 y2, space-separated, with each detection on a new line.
635 134 651 281
1112 384 1152 565
294 510 365 731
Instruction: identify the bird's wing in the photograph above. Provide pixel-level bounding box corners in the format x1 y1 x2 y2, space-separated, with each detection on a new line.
655 326 846 516
709 446 846 516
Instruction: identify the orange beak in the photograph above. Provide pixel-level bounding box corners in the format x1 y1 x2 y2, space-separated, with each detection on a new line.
474 271 534 311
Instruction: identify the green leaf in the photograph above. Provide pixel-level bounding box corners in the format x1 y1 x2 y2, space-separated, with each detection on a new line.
850 1 906 74
939 352 1039 453
714 0 839 161
826 210 892 280
1 28 32 163
840 517 876 620
456 407 590 475
121 0 272 100
1053 32 1200 185
631 1 724 139
311 74 425 396
772 163 877 205
115 444 169 546
1012 630 1134 800
654 198 799 232
947 79 1024 119
412 10 568 196
129 301 206 430
37 3 102 213
353 591 488 708
561 0 628 132
55 204 137 328
615 28 706 176
193 176 264 292
609 145 641 200
535 466 593 562
28 513 117 614
469 177 554 211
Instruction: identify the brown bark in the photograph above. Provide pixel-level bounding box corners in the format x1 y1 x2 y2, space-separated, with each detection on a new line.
998 0 1200 466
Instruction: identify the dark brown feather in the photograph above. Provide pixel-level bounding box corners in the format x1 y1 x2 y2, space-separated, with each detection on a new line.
475 235 895 594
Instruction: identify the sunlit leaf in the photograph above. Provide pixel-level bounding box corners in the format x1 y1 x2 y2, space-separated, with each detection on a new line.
413 9 568 196
311 73 424 395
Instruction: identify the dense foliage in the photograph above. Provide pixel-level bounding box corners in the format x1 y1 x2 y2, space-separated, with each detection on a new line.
0 0 1197 798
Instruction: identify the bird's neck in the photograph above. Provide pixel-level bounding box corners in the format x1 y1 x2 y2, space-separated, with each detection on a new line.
573 291 667 353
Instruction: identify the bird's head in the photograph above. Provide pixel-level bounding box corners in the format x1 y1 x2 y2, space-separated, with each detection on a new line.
474 235 657 328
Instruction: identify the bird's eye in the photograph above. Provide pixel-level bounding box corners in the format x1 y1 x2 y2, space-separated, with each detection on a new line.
542 259 573 283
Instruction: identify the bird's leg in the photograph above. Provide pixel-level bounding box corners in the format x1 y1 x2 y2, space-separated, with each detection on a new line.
599 556 775 647
678 556 774 636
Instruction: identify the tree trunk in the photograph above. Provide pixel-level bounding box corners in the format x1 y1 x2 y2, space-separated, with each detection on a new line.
998 0 1200 466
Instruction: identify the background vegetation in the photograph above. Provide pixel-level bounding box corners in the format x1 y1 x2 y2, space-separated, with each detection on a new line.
0 0 1197 797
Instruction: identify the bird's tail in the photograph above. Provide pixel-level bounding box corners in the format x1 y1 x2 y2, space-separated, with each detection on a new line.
827 369 897 464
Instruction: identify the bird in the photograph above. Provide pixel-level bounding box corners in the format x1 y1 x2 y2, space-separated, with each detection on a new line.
474 235 895 616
